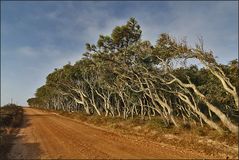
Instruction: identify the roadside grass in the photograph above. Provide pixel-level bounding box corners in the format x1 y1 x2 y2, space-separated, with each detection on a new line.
0 104 24 159
36 108 238 159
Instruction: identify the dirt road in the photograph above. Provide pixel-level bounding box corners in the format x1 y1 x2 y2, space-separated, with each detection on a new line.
8 108 212 159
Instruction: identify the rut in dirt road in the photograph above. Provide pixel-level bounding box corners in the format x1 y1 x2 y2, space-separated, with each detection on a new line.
8 108 211 159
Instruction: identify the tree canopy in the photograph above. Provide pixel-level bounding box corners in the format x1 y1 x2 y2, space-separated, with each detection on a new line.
28 18 238 134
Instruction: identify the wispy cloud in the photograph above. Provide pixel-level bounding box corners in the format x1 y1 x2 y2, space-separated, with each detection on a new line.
18 46 38 57
127 1 238 63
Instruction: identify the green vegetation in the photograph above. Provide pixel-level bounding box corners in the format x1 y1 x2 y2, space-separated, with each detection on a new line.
0 104 23 128
0 103 23 159
28 18 238 135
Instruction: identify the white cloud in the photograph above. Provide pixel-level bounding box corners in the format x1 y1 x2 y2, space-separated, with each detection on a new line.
17 46 71 58
131 1 238 63
18 46 37 57
17 45 82 68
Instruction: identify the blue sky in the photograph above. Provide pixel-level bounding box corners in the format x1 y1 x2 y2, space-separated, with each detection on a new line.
1 1 238 106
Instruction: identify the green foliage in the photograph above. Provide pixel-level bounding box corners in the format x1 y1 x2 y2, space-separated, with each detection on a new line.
27 18 238 133
111 17 141 49
0 104 23 127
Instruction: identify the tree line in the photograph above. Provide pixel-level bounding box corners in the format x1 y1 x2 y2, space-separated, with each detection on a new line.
27 18 238 134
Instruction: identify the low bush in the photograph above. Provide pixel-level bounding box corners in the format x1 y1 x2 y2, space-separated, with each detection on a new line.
0 103 24 159
0 104 23 128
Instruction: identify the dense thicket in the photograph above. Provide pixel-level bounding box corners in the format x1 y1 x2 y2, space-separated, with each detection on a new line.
0 104 23 159
28 18 238 134
0 103 23 128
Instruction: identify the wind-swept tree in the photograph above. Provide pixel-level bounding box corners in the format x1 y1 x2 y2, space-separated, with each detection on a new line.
28 18 238 134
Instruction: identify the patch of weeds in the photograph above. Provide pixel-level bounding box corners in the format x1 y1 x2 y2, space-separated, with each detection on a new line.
76 114 88 122
110 123 124 129
128 117 146 126
145 118 167 133
196 127 208 136
182 123 192 130
207 130 238 146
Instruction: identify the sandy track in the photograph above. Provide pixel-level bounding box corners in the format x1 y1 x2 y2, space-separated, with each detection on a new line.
8 108 212 159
